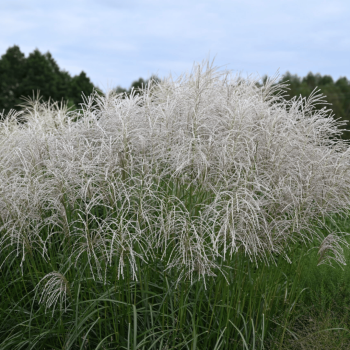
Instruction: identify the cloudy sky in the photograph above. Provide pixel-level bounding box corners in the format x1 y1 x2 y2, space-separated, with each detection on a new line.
1 0 349 91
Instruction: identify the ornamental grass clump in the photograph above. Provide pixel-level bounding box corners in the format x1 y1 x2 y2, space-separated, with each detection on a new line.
1 60 350 348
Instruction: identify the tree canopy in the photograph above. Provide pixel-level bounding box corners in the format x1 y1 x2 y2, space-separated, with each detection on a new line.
279 72 350 140
0 46 96 115
113 75 160 97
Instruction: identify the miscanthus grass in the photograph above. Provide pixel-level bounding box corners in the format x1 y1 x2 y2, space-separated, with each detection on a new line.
1 60 350 349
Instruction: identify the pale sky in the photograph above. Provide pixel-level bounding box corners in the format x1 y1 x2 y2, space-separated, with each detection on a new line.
1 0 349 91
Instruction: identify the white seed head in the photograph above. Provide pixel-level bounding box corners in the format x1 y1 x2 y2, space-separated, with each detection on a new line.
318 233 350 268
0 59 350 283
35 271 71 315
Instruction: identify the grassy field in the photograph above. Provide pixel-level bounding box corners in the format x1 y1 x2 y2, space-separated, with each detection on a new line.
1 61 350 349
2 220 350 350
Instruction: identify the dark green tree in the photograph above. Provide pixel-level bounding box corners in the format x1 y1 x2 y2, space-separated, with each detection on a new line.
22 49 65 103
0 45 26 113
0 46 96 115
113 75 160 98
69 71 95 107
280 72 350 140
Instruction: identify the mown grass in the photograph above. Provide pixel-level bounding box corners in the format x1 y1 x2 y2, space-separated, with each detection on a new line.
1 60 350 349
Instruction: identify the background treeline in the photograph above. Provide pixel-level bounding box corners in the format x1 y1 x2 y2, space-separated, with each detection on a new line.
1 45 350 139
0 46 158 117
113 75 160 97
277 72 350 140
0 45 96 114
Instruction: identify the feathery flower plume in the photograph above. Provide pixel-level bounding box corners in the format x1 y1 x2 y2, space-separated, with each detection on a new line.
35 271 71 315
1 59 350 285
317 233 350 268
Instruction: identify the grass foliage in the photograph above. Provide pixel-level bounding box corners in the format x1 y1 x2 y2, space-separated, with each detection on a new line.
1 60 350 349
